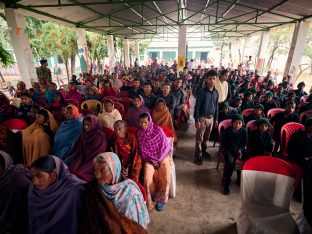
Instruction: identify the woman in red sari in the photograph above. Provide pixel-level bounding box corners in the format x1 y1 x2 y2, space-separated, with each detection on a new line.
108 120 142 182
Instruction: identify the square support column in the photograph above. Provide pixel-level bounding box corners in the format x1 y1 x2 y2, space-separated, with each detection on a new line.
284 20 311 80
256 32 270 74
178 25 187 74
5 8 36 88
134 41 140 65
75 28 89 73
107 35 115 73
123 39 130 68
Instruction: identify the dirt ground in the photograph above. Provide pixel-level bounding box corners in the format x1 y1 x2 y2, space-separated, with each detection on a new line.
1 75 303 234
147 96 302 234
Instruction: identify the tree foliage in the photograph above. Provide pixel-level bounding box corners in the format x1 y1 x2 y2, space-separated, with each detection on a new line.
267 25 293 69
86 32 108 67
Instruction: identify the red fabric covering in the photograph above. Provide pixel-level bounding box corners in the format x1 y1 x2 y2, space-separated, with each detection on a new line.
267 108 284 119
102 126 115 141
243 156 296 178
280 122 304 158
242 109 254 117
1 119 28 130
127 127 137 134
160 126 174 138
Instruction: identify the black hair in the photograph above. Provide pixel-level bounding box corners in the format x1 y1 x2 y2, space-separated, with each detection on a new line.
133 95 142 101
143 82 152 87
20 92 32 98
104 99 114 105
220 69 229 76
37 109 49 122
31 155 56 174
0 153 5 169
139 112 150 120
205 70 217 78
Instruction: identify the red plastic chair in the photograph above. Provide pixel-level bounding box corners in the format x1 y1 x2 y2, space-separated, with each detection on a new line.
300 95 309 103
299 110 312 123
118 97 133 111
267 108 284 119
280 122 304 159
127 126 137 135
242 109 253 117
102 126 115 141
117 91 128 98
102 96 119 102
114 102 126 119
216 119 232 170
1 119 28 131
246 120 258 134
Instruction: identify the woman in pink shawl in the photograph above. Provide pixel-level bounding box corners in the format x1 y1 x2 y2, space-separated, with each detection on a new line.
126 95 150 129
66 115 107 181
65 82 83 105
137 112 172 211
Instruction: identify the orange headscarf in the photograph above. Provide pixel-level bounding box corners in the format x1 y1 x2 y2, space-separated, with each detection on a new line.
66 104 79 119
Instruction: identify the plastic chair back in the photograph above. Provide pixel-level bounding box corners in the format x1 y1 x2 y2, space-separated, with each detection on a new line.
242 109 253 117
1 119 28 131
218 119 232 141
280 122 304 158
102 96 119 102
65 99 80 108
301 95 309 103
267 108 284 119
299 110 312 123
117 91 128 98
118 97 133 111
81 100 102 115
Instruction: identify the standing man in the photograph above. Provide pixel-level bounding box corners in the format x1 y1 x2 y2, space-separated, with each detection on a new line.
53 64 63 87
36 59 52 85
215 69 230 104
194 70 219 165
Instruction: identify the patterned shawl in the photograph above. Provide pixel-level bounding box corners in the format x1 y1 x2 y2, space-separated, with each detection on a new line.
137 113 172 163
95 152 149 229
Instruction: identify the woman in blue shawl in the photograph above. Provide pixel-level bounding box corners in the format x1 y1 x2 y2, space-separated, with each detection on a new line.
94 152 150 229
53 105 82 161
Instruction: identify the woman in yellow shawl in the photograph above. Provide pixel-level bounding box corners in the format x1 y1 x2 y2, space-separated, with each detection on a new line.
22 109 58 166
151 98 177 143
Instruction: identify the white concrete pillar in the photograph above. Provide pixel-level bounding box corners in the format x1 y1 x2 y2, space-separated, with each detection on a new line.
107 35 115 73
231 40 239 67
178 25 187 74
284 20 311 80
5 8 36 88
123 39 130 68
75 28 89 73
256 32 270 73
134 41 140 65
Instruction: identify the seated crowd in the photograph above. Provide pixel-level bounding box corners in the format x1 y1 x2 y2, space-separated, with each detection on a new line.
0 63 311 233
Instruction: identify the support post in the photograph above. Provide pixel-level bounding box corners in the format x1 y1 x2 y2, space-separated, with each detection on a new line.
123 38 130 68
284 20 311 81
5 8 36 88
256 31 270 74
107 35 115 73
178 24 187 74
134 41 140 65
75 28 89 73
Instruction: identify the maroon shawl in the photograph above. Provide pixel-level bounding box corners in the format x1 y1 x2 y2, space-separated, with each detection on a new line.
68 115 107 181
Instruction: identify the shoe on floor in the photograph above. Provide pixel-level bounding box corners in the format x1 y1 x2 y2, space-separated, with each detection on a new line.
202 151 212 161
224 186 231 195
193 156 203 165
156 202 166 211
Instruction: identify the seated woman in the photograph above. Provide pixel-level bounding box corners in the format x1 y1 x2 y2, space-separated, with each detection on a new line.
53 105 82 160
48 91 65 125
65 82 83 104
127 95 150 129
98 99 122 130
85 86 101 101
22 109 58 166
137 113 172 211
151 98 177 143
248 118 273 157
99 80 117 97
29 155 85 234
0 92 15 123
0 151 31 234
14 81 28 98
270 101 299 153
66 115 107 181
108 120 142 181
93 152 149 229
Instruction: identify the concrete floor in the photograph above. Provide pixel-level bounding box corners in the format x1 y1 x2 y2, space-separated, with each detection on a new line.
148 97 302 234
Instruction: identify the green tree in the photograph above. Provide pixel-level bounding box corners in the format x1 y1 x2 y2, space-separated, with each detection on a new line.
267 25 293 70
0 42 14 82
86 32 108 72
296 25 312 80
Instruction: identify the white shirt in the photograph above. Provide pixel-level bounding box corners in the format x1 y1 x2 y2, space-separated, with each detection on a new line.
215 78 228 103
